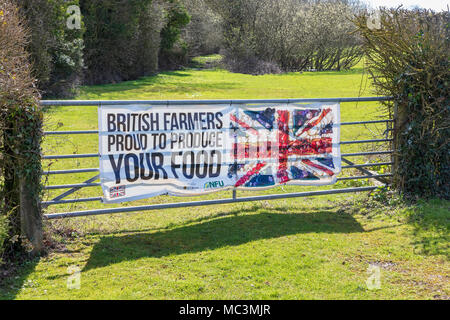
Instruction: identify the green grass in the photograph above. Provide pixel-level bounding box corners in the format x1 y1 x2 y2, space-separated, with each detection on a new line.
77 59 370 101
1 58 448 300
1 195 448 300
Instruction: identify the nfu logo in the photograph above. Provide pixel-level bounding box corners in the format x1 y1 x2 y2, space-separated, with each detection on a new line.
204 180 224 189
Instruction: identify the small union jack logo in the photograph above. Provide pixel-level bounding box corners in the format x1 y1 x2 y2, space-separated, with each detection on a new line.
110 185 126 198
229 105 339 187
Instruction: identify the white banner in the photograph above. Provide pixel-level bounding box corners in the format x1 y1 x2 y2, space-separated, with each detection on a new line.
98 103 341 203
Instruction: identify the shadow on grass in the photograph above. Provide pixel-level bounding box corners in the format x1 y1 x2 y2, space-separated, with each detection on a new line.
84 208 364 271
78 69 239 97
407 199 449 259
0 256 40 300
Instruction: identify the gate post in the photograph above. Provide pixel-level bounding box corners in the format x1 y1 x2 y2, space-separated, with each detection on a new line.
19 177 43 255
392 101 407 191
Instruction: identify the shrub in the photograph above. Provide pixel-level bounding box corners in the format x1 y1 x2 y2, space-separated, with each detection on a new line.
81 0 190 84
182 0 223 57
81 0 168 84
222 49 282 75
355 8 449 199
159 0 191 70
16 0 84 98
205 0 363 74
136 1 166 77
306 1 364 71
159 41 190 70
0 0 43 256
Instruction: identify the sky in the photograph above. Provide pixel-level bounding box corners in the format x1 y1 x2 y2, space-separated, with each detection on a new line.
364 0 449 11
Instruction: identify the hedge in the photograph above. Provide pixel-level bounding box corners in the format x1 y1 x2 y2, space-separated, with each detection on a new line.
355 8 449 199
1 0 43 256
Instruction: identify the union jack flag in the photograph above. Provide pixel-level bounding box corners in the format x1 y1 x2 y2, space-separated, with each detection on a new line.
110 185 126 198
229 104 340 188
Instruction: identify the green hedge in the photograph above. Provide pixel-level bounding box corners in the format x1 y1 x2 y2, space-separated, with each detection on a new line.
81 0 160 84
1 0 43 257
15 0 191 88
159 0 190 69
81 0 190 84
17 0 84 98
356 9 449 200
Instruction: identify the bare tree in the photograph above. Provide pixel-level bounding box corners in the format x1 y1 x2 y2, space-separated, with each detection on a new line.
182 0 223 56
205 0 364 74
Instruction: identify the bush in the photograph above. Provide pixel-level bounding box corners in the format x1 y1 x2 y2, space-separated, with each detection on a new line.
306 1 364 71
81 0 189 84
159 41 190 70
205 0 363 74
222 49 282 75
16 0 84 98
355 8 449 199
135 1 166 77
159 0 191 70
182 0 223 57
0 0 43 256
81 0 159 84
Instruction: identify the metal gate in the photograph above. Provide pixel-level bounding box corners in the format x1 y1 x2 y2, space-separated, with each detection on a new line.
40 97 393 219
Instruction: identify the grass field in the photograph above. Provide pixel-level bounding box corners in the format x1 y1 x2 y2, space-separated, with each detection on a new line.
0 56 448 299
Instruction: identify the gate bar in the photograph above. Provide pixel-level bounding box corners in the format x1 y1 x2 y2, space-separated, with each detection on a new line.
342 162 392 169
44 168 99 175
341 158 389 185
42 119 395 135
42 149 394 160
42 162 393 176
44 186 381 219
43 174 392 190
43 172 394 206
43 197 103 206
40 97 392 106
341 139 392 145
43 154 99 160
44 130 98 135
343 151 392 157
47 175 100 203
45 182 101 190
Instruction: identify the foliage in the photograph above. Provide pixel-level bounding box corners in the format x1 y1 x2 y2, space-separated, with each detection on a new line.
181 0 223 57
355 8 450 199
81 0 190 84
205 0 363 74
0 0 43 257
190 54 223 69
81 0 162 84
306 1 364 71
159 0 191 69
160 0 190 51
16 0 84 98
135 1 166 77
